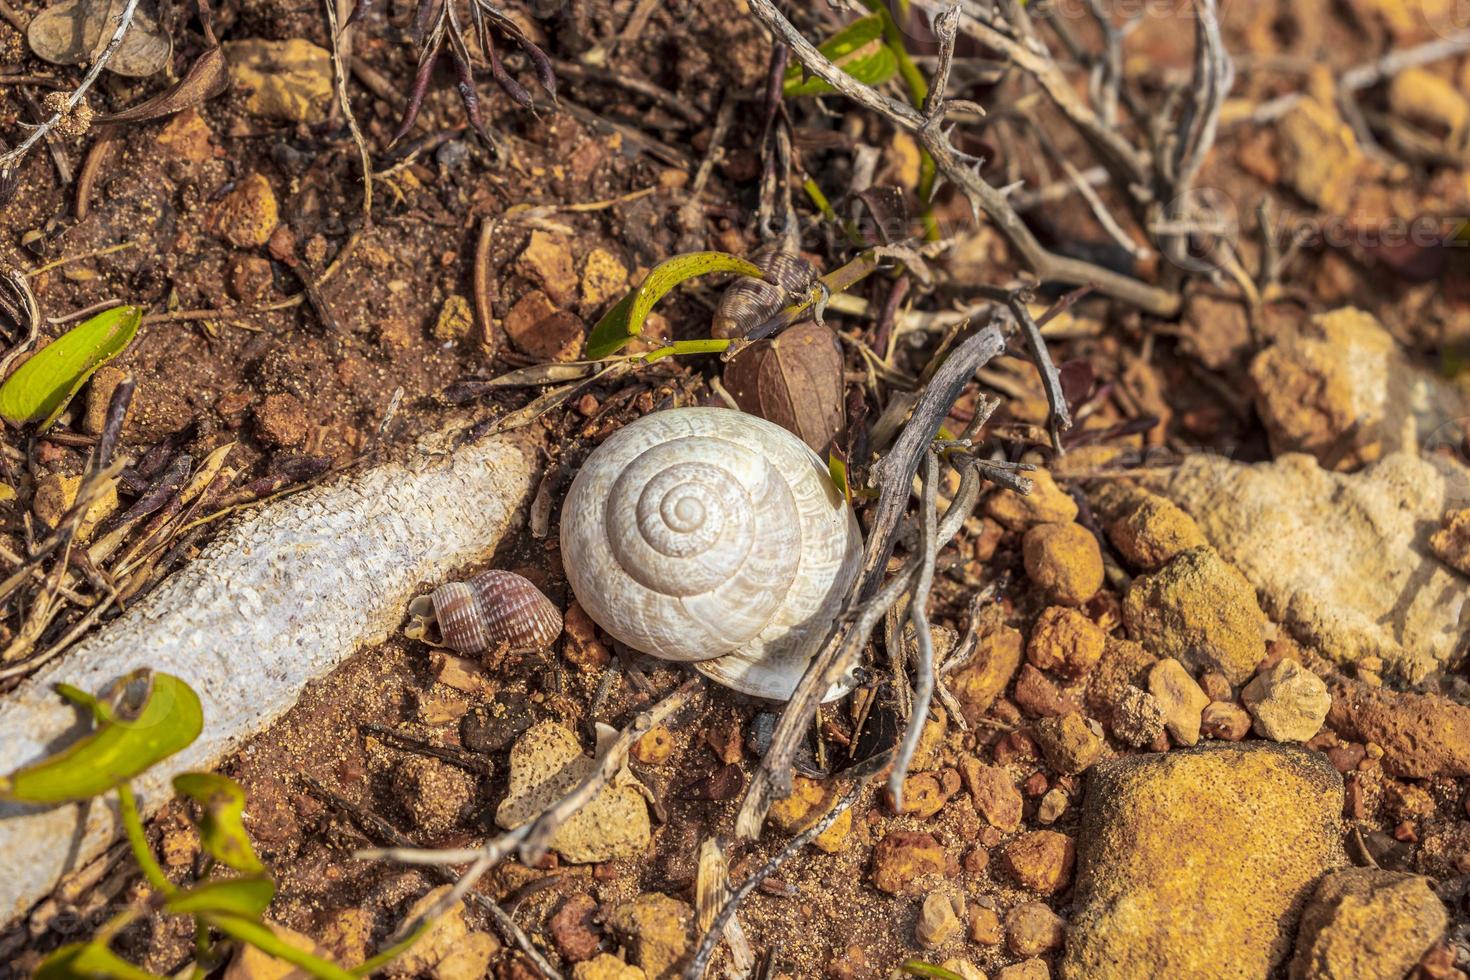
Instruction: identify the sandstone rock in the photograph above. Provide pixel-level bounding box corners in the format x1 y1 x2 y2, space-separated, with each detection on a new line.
1327 679 1470 778
1289 869 1448 980
1085 637 1157 724
1103 489 1206 571
495 722 651 863
1035 712 1103 775
551 894 603 963
386 887 498 978
767 774 853 852
1248 308 1463 470
224 39 333 124
1037 787 1068 824
1123 547 1267 684
573 955 646 980
948 613 1023 722
870 831 949 896
1388 67 1469 136
223 922 335 980
1241 659 1331 742
1061 744 1345 979
1026 607 1105 679
581 248 628 310
1276 97 1367 213
1108 686 1166 747
392 755 476 835
1153 451 1470 682
998 960 1049 980
1000 831 1075 895
212 173 278 248
899 769 962 819
969 905 1003 945
433 294 474 343
518 231 577 307
630 725 674 765
1430 509 1470 576
1200 701 1252 741
916 892 965 948
1023 523 1104 606
254 393 309 448
155 109 214 164
1006 902 1065 957
563 601 611 672
606 894 691 980
961 759 1022 832
1013 664 1079 717
939 960 987 980
32 472 117 541
1147 658 1209 746
985 470 1078 530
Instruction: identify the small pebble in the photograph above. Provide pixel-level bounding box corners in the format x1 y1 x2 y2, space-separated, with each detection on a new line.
1000 831 1076 895
1035 712 1104 776
969 905 1003 945
1148 658 1209 747
1023 522 1105 606
1241 659 1331 742
1006 902 1065 957
1200 701 1252 741
916 892 965 948
1109 686 1167 748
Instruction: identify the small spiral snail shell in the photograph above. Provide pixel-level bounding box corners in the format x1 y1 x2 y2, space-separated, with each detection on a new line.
711 244 816 341
560 407 862 700
408 570 563 657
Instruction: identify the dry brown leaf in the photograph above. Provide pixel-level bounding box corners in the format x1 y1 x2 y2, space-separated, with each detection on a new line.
28 0 171 78
97 46 228 124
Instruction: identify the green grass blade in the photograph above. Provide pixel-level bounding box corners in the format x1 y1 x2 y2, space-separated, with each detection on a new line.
586 252 763 359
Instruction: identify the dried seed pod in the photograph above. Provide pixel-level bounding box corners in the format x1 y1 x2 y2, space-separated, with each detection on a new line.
711 245 816 340
722 320 845 453
408 570 562 657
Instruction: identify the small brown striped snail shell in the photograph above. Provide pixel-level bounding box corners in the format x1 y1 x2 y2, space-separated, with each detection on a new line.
711 243 816 340
407 570 562 657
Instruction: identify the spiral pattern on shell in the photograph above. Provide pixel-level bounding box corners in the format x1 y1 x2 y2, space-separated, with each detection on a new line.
560 407 862 700
711 246 815 340
431 570 563 655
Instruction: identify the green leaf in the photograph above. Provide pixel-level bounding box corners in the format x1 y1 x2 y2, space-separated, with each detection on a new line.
207 914 356 980
828 452 851 504
586 252 765 359
0 670 203 804
783 15 899 97
900 962 967 980
36 943 167 980
165 876 275 918
0 306 142 429
173 772 264 873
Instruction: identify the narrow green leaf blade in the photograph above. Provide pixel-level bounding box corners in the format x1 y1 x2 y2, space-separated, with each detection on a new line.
0 305 142 429
586 252 764 359
207 914 356 980
0 671 203 804
783 14 898 97
173 772 264 873
165 876 275 918
36 943 168 980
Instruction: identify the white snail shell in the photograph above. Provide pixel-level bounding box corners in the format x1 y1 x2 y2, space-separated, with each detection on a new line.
560 407 862 701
